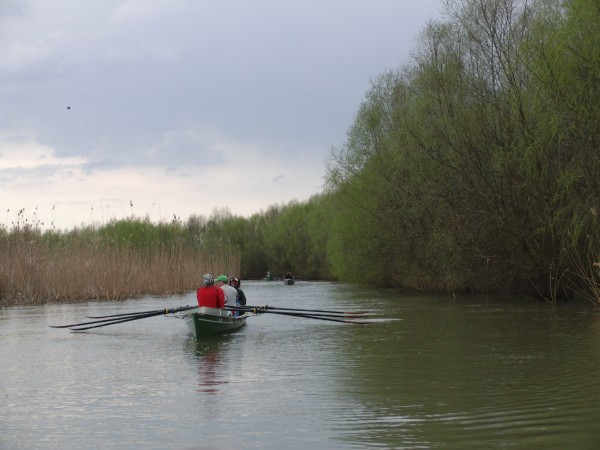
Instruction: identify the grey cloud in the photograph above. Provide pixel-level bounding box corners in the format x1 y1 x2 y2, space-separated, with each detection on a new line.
0 0 27 20
1 0 442 181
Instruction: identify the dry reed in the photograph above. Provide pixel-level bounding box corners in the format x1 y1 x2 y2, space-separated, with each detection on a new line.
0 226 240 307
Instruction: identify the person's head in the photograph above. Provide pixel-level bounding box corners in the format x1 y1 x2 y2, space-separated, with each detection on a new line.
202 274 214 286
230 277 240 287
215 275 228 285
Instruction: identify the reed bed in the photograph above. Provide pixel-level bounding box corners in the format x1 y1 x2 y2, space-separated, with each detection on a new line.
0 221 240 307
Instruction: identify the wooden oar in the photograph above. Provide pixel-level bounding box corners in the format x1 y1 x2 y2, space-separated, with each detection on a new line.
227 306 370 319
86 308 169 319
255 310 368 324
68 312 169 331
229 307 369 324
235 304 373 316
50 306 196 329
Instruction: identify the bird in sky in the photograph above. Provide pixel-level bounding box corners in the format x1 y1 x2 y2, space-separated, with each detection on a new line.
66 106 71 110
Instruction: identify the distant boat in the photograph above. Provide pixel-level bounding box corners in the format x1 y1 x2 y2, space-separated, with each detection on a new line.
283 278 295 285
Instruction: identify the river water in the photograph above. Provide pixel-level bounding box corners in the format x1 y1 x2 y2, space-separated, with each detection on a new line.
1 281 600 449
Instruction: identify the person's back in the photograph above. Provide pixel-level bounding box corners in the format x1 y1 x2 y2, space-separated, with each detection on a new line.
215 275 238 307
197 274 225 309
229 277 247 306
221 284 238 306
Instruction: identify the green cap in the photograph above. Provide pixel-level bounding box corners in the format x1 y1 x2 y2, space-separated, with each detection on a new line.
215 275 228 282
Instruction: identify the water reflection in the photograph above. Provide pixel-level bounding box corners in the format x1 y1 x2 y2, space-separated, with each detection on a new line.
184 337 232 394
330 295 600 449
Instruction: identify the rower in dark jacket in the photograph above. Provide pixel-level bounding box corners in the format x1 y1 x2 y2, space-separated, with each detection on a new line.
229 277 247 308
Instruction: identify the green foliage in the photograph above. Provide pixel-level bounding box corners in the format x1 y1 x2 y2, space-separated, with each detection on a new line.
238 197 333 280
324 0 600 299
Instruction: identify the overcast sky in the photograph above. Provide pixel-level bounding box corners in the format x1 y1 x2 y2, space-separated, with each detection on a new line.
1 0 442 230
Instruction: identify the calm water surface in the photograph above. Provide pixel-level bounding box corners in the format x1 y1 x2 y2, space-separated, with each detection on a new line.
2 281 600 449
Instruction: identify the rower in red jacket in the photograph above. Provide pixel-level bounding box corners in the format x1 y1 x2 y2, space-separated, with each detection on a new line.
196 274 225 309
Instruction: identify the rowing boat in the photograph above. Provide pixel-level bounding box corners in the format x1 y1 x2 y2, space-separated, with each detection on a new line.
284 279 295 285
182 306 248 338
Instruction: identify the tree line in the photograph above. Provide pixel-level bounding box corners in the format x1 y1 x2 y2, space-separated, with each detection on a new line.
323 0 599 301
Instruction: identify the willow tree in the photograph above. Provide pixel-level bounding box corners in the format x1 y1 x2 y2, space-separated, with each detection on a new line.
326 71 448 288
407 0 552 293
325 0 599 299
522 0 600 301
